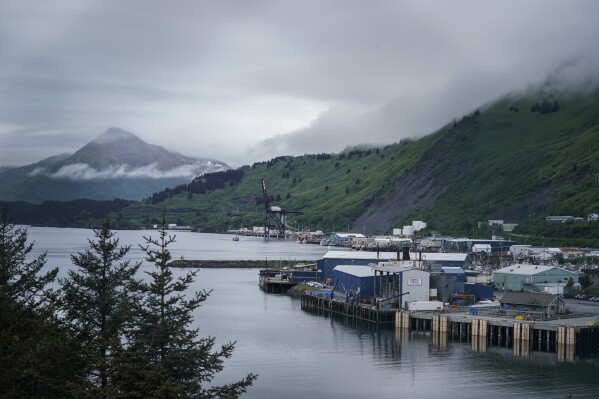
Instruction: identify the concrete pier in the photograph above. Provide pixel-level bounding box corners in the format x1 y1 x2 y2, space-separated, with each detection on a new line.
395 310 599 359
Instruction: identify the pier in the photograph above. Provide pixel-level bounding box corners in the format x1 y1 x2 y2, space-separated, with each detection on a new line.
299 293 599 359
396 309 599 360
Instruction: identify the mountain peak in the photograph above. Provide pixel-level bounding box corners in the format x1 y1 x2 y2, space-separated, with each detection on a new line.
91 127 145 145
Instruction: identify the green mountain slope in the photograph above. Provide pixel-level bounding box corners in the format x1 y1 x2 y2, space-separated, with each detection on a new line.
111 84 599 244
116 138 434 232
391 88 599 237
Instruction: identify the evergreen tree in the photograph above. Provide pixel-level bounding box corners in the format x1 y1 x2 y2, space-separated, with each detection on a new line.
565 277 574 293
579 274 593 292
0 295 90 398
60 218 141 393
552 99 560 112
540 100 553 114
131 220 256 398
0 208 57 309
0 208 88 397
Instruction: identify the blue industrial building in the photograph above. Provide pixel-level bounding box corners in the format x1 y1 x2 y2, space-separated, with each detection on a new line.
332 266 375 299
464 283 494 302
317 251 399 281
317 250 470 281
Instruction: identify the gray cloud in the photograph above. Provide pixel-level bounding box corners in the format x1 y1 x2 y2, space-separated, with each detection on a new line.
1 1 598 167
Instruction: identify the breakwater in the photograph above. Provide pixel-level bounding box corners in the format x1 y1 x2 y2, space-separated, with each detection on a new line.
169 259 313 268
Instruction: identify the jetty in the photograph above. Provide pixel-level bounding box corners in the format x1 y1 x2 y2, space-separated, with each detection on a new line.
169 259 313 269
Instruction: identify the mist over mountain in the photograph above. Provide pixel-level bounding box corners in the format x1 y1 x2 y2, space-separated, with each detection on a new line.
0 128 229 203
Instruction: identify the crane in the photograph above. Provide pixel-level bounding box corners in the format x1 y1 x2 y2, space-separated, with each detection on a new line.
261 178 303 238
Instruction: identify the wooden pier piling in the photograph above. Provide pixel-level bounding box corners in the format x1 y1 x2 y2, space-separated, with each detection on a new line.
300 294 396 325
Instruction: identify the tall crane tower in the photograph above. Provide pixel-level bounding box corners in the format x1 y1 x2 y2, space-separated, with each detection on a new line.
261 178 303 238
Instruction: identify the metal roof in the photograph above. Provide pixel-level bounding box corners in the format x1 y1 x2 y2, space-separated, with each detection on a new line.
322 251 467 262
441 267 465 275
323 251 398 260
499 292 562 307
332 233 366 238
494 264 573 276
333 265 375 277
419 253 468 261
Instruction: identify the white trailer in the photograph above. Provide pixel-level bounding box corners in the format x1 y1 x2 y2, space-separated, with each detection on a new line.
406 301 444 311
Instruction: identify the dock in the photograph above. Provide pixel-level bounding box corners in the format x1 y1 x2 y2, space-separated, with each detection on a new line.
299 294 599 359
259 271 297 293
260 278 297 293
396 309 599 360
300 294 396 325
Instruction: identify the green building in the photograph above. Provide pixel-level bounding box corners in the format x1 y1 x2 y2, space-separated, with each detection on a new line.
493 264 578 292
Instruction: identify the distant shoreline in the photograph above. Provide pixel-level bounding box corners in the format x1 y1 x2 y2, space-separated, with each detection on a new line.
168 259 314 269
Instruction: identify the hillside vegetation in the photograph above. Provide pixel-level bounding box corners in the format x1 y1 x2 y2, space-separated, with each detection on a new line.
40 84 599 245
115 137 435 233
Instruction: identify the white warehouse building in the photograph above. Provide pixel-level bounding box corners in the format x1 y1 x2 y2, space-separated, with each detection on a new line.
370 263 431 308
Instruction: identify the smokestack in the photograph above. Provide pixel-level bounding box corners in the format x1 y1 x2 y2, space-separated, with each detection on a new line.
402 246 410 261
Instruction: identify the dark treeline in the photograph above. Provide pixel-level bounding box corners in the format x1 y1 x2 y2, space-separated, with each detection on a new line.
0 198 133 227
0 211 256 398
530 99 560 114
149 167 248 204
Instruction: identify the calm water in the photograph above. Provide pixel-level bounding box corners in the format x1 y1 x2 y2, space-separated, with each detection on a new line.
26 228 599 398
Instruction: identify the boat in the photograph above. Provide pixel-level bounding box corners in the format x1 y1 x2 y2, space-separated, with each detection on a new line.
232 235 240 241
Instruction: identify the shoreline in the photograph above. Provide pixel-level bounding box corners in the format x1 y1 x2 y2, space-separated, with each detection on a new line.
168 259 314 269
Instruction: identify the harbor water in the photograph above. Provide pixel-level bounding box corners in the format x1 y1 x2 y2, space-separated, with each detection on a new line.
25 227 599 398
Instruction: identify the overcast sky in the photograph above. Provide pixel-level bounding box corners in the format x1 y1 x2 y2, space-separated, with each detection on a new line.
1 0 598 168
